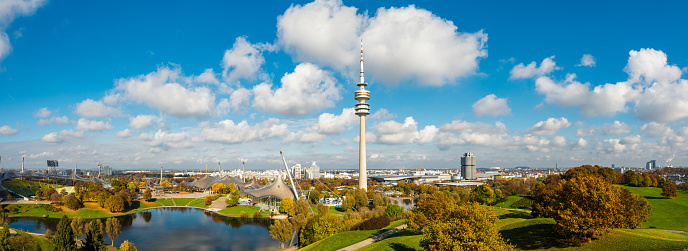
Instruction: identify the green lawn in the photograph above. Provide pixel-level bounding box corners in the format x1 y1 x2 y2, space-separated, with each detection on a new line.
156 198 175 206
2 179 69 197
11 229 53 250
620 185 688 231
357 206 688 251
187 198 209 208
217 205 269 217
299 220 405 251
499 195 528 209
173 198 195 206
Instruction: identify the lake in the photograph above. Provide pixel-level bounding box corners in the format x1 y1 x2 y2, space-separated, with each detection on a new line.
9 207 281 250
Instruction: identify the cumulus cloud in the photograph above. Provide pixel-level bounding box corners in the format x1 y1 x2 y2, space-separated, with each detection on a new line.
114 66 215 118
129 115 159 130
601 120 631 135
577 138 589 147
76 118 113 132
75 99 122 118
619 135 642 145
527 117 570 136
314 108 358 134
202 119 288 144
641 122 672 138
253 63 340 116
596 139 626 153
473 94 511 117
362 5 487 86
194 68 220 85
116 129 132 138
0 125 19 135
33 107 52 118
510 56 559 79
222 37 273 83
37 116 69 126
625 48 682 84
374 117 438 144
0 0 46 63
229 88 251 113
577 54 596 67
535 74 637 117
277 0 487 86
41 129 85 143
634 80 688 121
139 130 190 151
575 128 595 137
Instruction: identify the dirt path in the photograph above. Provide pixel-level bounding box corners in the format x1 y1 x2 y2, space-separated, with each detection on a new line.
640 228 688 235
337 224 407 251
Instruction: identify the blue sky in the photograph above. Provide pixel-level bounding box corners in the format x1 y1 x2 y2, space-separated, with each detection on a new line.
1 0 688 171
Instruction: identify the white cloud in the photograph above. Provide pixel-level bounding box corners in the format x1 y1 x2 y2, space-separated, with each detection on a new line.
369 108 395 121
601 120 631 135
314 108 358 134
222 37 272 83
129 115 159 130
229 88 251 113
577 54 596 67
374 117 438 144
0 0 46 63
139 130 190 151
619 135 642 145
641 122 672 138
472 94 511 117
596 139 626 153
116 129 132 138
114 66 215 118
76 118 113 132
253 63 340 116
202 119 288 144
575 128 595 137
535 75 637 117
41 129 85 143
634 80 688 121
194 68 220 85
37 116 70 126
510 56 560 79
277 0 363 72
284 131 327 143
527 117 570 136
577 138 589 147
625 48 682 84
362 5 487 86
27 151 53 159
277 0 487 86
75 99 121 118
0 125 19 135
33 107 52 118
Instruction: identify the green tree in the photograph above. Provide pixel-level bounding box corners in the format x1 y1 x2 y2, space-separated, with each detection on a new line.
384 204 404 218
341 191 355 211
71 217 86 241
470 185 495 205
354 189 368 210
406 192 512 251
52 216 77 251
83 219 105 251
307 191 322 204
372 193 386 208
299 214 342 246
105 194 126 212
662 182 678 198
143 189 152 201
65 194 83 210
105 218 122 246
269 219 294 249
35 190 42 200
204 196 212 206
279 197 295 217
119 240 138 251
0 223 10 251
295 197 311 217
316 203 328 215
9 231 37 251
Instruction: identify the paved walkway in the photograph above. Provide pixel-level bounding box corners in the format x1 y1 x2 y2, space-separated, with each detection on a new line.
337 224 407 251
207 196 228 211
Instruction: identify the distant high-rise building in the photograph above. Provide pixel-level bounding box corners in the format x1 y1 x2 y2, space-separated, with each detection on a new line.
103 166 112 175
461 152 476 180
305 162 320 179
646 160 656 170
612 164 615 169
291 164 302 179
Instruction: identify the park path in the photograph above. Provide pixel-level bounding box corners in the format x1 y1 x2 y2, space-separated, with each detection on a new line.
337 224 407 251
207 196 228 211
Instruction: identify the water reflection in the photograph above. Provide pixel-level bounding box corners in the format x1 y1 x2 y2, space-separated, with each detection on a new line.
9 208 279 250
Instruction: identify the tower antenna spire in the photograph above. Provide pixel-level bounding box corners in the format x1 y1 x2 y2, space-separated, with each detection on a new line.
355 38 370 190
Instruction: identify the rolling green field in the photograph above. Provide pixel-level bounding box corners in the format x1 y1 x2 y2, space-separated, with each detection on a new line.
299 220 405 251
156 198 175 206
217 205 269 217
619 185 688 231
187 198 210 208
499 195 529 209
1 179 71 197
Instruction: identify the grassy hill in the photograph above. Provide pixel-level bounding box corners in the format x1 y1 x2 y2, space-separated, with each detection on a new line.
619 185 688 231
2 179 72 197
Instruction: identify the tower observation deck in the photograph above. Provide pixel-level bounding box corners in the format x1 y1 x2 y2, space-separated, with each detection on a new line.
356 39 370 191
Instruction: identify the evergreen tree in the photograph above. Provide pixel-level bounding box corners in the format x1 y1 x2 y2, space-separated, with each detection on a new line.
83 219 105 251
0 223 10 251
52 216 77 251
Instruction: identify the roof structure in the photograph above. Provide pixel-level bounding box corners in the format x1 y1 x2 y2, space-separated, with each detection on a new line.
186 175 253 190
241 176 296 201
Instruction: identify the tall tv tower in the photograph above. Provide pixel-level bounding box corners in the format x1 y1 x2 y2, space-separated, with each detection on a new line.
355 39 370 191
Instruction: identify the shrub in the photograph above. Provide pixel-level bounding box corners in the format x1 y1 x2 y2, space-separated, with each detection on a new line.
371 206 386 217
352 216 390 231
511 197 534 209
240 211 248 218
204 197 212 206
253 211 261 218
384 204 404 218
65 194 83 211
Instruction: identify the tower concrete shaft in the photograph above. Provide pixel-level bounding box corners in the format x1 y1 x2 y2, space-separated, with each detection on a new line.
355 39 370 191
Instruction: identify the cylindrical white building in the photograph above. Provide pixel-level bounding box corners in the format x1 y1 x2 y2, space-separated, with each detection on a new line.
355 39 370 191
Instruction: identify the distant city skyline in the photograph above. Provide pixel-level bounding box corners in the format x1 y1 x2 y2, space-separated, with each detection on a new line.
2 0 688 170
